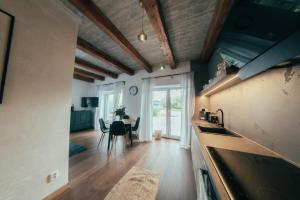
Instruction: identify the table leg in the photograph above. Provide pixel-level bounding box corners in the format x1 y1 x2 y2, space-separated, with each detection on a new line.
108 132 112 150
129 127 133 147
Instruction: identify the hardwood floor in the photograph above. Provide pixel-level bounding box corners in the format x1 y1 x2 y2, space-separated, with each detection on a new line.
55 130 196 200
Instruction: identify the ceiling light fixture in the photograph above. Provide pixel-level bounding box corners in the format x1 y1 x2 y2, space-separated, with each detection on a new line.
138 0 147 43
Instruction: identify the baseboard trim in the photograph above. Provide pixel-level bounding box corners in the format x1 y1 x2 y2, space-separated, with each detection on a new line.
43 183 70 200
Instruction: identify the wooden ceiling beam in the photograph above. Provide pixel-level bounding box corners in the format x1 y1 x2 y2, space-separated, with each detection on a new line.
73 73 94 83
77 38 134 75
69 0 153 73
75 57 118 79
74 67 105 81
142 0 176 69
200 0 234 63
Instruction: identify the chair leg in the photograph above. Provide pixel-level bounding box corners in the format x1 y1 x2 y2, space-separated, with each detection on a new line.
112 136 115 144
108 133 112 151
111 136 115 149
131 130 139 141
128 128 133 147
123 136 126 152
100 133 105 144
136 130 139 141
97 133 104 149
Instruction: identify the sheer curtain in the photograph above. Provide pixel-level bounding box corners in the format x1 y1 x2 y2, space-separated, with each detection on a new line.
112 82 125 110
94 85 102 130
139 79 154 142
180 73 195 148
94 82 125 130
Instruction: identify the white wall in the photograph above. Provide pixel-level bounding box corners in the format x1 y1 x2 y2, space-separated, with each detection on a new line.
94 62 191 119
71 79 97 110
208 66 300 166
0 0 79 199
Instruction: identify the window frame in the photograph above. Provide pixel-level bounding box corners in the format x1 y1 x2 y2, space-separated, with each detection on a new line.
152 85 182 140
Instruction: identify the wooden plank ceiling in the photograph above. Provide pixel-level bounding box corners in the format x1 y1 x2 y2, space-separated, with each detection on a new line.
60 0 218 82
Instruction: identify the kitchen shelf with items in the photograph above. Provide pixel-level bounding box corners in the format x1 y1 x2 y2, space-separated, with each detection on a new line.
201 58 241 96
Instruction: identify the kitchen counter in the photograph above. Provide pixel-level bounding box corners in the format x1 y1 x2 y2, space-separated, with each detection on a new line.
193 120 275 157
192 120 300 200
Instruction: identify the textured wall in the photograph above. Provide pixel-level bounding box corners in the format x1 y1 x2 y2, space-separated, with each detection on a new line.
0 0 79 199
209 66 300 166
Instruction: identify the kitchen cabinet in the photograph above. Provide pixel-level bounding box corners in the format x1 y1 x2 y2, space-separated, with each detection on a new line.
70 110 94 132
191 127 218 200
191 127 207 178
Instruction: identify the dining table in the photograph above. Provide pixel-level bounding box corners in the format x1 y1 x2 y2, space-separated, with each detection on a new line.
108 119 136 150
122 119 135 147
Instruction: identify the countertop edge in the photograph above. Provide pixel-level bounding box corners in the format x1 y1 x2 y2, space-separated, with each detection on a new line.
191 120 281 200
192 123 231 200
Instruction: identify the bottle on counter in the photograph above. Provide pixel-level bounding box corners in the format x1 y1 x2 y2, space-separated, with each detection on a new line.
199 107 206 120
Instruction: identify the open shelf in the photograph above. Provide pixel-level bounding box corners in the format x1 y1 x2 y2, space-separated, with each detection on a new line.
201 66 241 96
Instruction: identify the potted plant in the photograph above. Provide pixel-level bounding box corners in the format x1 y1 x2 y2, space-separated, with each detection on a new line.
114 107 126 120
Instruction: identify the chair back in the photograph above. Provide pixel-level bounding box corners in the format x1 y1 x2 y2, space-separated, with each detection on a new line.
99 118 108 132
110 121 126 136
132 117 140 131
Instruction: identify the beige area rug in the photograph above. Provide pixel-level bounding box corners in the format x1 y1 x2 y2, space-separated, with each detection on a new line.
104 166 160 200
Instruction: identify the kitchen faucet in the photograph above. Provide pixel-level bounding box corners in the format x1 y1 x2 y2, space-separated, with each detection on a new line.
216 109 224 127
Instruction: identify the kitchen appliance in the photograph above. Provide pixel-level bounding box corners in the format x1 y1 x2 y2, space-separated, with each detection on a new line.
204 112 210 121
197 168 218 200
208 147 300 200
209 115 218 124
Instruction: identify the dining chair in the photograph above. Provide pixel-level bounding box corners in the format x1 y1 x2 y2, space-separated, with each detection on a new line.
131 117 140 140
108 121 128 152
97 118 109 149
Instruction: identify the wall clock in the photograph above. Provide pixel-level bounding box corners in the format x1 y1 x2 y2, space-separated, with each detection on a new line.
129 86 138 96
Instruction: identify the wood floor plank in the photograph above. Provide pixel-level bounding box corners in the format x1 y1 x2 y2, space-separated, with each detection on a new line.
54 131 196 200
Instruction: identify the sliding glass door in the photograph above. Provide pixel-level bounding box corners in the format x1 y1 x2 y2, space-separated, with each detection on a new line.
152 90 167 135
152 86 182 139
170 88 182 138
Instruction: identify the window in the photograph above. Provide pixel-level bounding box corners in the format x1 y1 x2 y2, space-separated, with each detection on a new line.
102 91 123 122
103 91 114 122
152 85 182 139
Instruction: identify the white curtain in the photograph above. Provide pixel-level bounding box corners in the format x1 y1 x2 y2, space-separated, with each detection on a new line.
94 85 102 130
94 82 125 130
98 85 106 122
112 82 125 110
180 73 195 149
139 79 153 142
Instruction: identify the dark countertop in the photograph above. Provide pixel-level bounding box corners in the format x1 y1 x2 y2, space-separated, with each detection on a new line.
192 119 300 200
208 147 300 200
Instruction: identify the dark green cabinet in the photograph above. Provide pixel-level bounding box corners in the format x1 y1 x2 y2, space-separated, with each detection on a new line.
70 110 94 132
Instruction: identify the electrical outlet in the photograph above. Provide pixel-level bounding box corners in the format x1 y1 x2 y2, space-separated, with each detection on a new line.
46 170 59 183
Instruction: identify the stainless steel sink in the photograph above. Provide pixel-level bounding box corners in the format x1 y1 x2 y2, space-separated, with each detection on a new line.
198 126 239 137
